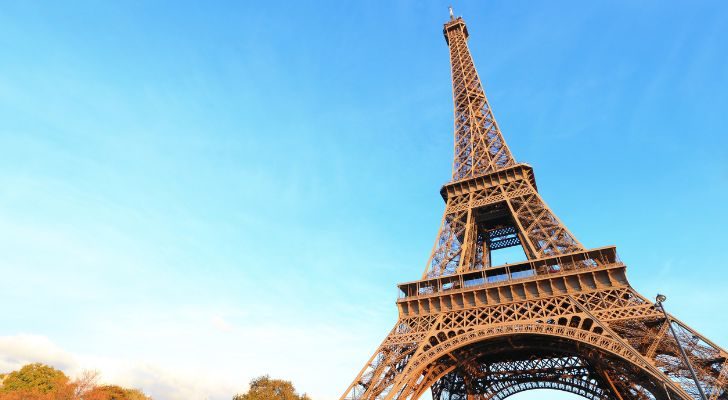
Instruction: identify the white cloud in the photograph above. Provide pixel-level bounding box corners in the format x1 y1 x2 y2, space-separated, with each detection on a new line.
0 334 76 372
0 302 387 400
0 334 235 400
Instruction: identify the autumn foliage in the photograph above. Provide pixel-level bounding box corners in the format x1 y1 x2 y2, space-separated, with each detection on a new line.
0 364 151 400
232 375 310 400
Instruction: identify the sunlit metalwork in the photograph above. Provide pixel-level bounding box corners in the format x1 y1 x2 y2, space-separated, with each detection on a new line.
340 11 727 400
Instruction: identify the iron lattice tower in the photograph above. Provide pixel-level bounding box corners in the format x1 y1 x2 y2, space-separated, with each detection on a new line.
340 12 727 400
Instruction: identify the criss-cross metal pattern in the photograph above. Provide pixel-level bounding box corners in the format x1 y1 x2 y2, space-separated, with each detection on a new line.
445 17 514 181
339 13 727 400
431 354 611 400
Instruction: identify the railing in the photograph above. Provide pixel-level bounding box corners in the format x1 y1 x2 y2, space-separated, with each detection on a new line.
397 246 620 300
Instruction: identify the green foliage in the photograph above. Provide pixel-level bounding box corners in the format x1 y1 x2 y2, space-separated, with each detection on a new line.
233 376 310 400
0 364 151 400
0 363 69 394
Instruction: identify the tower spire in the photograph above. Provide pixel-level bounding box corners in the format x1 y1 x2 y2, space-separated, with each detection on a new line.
340 11 728 400
444 16 515 181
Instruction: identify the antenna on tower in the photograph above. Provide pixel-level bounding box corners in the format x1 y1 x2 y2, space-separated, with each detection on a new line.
449 6 455 20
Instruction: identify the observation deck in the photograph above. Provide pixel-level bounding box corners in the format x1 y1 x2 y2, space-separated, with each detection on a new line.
397 246 626 317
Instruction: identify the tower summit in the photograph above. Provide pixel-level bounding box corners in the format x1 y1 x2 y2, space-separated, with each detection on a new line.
340 12 727 400
444 11 514 181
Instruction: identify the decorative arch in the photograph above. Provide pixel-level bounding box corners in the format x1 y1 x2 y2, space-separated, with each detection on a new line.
389 322 686 400
487 382 603 400
427 364 608 400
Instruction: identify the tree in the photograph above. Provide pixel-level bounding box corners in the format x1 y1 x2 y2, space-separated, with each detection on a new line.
0 363 69 394
0 364 151 400
233 376 310 400
84 385 151 400
120 389 151 400
72 370 100 399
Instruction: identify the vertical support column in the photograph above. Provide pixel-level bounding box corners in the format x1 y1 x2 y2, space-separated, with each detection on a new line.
457 205 478 274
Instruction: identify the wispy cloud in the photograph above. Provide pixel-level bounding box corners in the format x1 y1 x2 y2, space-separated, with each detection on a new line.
0 335 76 372
0 334 239 399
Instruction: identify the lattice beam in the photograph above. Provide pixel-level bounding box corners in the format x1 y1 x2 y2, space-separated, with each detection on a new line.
338 11 726 400
444 17 515 181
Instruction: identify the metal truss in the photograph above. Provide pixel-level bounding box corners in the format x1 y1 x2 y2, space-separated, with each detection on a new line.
445 16 514 181
431 354 612 400
339 12 727 400
423 164 584 278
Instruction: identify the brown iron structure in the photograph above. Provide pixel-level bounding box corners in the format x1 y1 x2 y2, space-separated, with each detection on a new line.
340 11 727 400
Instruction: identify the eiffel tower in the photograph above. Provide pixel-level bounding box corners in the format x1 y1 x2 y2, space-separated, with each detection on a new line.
340 10 727 400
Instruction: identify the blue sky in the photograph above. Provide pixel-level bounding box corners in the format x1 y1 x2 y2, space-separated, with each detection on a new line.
0 1 726 399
